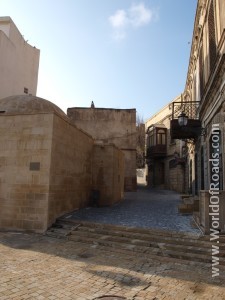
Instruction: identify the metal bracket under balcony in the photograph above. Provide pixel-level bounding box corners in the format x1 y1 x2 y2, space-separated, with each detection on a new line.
170 101 201 139
170 119 202 139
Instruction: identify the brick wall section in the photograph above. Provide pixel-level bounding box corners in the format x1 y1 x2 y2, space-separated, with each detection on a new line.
0 114 52 232
48 114 94 226
92 143 124 206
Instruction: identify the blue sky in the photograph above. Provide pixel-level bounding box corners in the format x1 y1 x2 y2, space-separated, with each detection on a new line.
0 0 197 121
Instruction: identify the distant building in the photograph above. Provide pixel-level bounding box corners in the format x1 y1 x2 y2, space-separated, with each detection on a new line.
145 95 186 193
67 107 137 191
0 17 40 99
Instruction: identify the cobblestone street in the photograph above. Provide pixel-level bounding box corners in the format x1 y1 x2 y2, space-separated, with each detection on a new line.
0 230 225 300
67 187 200 234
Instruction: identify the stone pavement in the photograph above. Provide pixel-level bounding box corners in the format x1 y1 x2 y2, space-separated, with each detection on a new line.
67 187 200 234
0 231 225 300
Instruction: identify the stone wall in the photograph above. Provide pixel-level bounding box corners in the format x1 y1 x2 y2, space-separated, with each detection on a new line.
0 114 52 232
199 190 225 234
92 143 124 206
48 114 94 226
0 96 126 233
168 164 185 193
0 112 95 232
67 107 136 191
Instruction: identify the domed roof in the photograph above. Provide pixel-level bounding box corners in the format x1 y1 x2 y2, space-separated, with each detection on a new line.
0 95 67 118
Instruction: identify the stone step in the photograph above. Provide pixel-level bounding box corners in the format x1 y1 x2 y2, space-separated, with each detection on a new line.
76 225 222 249
45 219 225 267
70 228 225 258
87 241 225 274
45 229 68 239
178 204 193 214
68 233 225 265
56 218 203 239
45 223 81 239
56 218 225 245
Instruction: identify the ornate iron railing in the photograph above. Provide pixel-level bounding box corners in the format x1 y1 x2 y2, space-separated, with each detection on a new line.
171 101 200 120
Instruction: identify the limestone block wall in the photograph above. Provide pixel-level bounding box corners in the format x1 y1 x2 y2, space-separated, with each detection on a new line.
67 107 136 191
0 114 52 232
199 190 225 234
92 143 124 206
169 165 185 193
48 115 94 226
123 150 137 191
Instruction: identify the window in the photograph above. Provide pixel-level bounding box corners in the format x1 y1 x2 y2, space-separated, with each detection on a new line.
156 129 166 145
147 130 154 147
146 126 167 147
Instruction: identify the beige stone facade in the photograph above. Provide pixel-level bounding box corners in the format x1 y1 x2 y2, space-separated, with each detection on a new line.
92 143 124 206
0 96 125 233
67 107 137 191
184 0 225 233
0 17 40 99
167 0 225 233
145 95 186 193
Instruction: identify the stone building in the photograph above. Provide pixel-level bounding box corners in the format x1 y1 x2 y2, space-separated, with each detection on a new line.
67 106 137 191
170 0 225 233
0 17 40 99
145 95 186 193
0 95 124 233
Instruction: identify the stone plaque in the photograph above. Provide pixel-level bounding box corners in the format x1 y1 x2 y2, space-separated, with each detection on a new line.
29 162 40 171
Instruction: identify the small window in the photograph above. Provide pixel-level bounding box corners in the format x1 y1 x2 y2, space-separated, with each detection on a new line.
24 87 28 94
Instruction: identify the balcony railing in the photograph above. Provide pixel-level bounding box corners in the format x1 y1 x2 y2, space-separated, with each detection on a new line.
146 144 167 158
171 101 200 119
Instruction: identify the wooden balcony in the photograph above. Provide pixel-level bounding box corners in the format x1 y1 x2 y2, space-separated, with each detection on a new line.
170 119 202 139
147 144 167 158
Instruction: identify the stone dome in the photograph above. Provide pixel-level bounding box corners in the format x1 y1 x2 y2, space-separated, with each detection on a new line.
0 95 67 118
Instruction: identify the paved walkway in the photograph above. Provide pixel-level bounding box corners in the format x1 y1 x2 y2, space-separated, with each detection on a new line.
0 231 225 300
66 187 200 235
